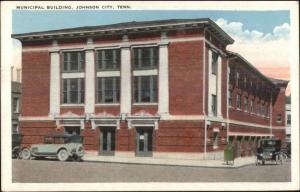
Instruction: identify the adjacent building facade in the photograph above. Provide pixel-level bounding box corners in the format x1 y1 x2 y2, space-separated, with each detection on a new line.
12 19 288 159
12 81 21 134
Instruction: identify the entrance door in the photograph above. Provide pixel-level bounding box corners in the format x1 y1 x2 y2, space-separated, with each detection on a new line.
136 127 153 156
99 127 115 155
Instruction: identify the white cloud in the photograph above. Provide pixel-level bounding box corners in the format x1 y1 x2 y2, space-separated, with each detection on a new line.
215 18 290 80
215 18 290 43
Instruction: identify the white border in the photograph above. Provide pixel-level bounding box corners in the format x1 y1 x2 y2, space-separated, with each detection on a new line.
1 1 299 191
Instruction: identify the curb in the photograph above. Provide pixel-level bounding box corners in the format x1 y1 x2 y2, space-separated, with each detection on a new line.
82 159 255 169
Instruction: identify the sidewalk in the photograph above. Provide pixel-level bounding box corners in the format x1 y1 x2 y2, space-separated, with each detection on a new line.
82 153 256 168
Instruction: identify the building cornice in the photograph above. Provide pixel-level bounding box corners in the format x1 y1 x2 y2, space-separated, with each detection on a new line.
12 19 234 45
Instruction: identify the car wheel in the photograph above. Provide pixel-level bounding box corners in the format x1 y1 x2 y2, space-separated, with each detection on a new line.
22 148 31 160
57 149 69 162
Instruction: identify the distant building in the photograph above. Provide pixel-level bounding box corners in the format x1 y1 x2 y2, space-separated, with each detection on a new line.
12 81 21 133
285 95 291 140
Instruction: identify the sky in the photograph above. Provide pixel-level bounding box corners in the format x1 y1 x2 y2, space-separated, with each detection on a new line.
11 10 291 86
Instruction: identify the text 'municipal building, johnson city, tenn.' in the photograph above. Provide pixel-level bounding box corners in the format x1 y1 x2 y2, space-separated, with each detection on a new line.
12 18 288 159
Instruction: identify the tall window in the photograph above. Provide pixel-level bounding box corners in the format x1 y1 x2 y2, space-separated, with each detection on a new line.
261 102 265 116
96 77 120 103
96 49 120 71
244 96 248 112
250 99 254 113
12 97 19 113
236 72 240 87
287 114 291 125
236 94 241 109
62 78 84 104
211 94 217 116
256 101 260 115
211 51 218 75
63 51 85 72
133 47 158 69
228 90 232 107
134 76 157 103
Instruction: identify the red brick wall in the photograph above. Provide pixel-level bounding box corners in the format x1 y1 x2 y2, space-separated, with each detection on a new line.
169 40 204 115
156 121 205 152
22 51 50 116
272 87 286 127
131 105 158 115
60 107 84 115
95 106 120 116
19 121 58 147
221 57 228 118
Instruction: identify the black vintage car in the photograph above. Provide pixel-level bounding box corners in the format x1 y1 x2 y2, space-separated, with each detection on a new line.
255 138 282 165
12 133 23 158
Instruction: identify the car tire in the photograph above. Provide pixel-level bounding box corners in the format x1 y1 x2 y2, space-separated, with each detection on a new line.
57 149 69 162
22 148 31 160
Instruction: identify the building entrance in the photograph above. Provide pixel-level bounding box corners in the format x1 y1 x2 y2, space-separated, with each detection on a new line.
99 127 115 155
136 127 153 156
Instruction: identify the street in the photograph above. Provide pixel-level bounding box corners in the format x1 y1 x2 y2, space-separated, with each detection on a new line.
12 159 291 182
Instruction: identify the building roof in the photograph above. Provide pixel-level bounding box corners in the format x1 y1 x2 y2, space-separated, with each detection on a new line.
11 18 234 45
227 51 289 88
269 77 289 87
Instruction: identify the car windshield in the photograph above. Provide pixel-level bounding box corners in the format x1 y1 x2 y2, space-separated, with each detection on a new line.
261 140 281 148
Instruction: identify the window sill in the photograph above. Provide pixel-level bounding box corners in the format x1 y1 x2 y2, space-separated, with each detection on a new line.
95 103 120 106
61 104 85 107
133 103 158 106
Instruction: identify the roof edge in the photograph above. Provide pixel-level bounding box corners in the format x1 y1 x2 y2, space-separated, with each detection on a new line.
11 18 234 45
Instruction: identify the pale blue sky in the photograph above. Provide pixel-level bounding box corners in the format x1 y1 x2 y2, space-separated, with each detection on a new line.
12 10 290 34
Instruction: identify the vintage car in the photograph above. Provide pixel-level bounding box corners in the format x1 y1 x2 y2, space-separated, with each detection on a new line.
21 134 84 161
12 133 23 159
255 138 282 165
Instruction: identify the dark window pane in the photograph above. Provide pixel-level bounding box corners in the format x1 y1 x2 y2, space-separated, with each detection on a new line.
133 47 158 69
103 131 107 151
97 49 120 70
63 52 84 72
148 130 152 151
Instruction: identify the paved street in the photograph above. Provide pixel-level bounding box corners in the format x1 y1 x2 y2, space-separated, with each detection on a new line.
12 159 291 183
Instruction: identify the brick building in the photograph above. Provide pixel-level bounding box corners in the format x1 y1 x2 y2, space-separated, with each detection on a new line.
12 19 288 159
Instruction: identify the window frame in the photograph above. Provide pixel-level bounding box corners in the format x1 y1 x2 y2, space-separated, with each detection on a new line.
96 48 121 71
236 94 241 110
211 94 217 116
132 46 159 70
62 51 85 73
133 75 158 103
96 77 120 104
62 78 85 104
12 97 19 113
244 96 248 112
211 51 218 75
